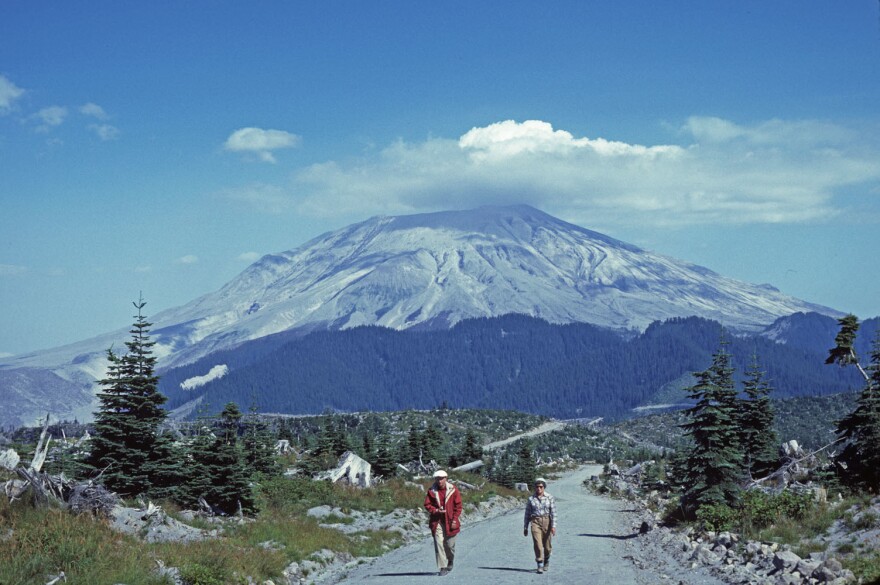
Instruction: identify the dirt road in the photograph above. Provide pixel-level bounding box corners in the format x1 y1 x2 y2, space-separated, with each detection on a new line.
333 465 725 584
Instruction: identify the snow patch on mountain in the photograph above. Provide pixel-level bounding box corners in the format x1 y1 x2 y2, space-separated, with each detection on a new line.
180 365 229 391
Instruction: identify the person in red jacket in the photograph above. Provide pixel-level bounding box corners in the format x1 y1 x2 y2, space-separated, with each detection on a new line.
424 469 462 576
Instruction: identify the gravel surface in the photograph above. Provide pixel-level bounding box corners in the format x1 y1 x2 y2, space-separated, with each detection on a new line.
330 465 727 584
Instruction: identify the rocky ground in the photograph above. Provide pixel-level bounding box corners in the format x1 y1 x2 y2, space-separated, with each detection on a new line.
589 465 878 585
100 492 524 585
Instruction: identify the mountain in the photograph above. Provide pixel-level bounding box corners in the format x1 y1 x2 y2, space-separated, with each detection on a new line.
0 205 846 427
761 312 879 357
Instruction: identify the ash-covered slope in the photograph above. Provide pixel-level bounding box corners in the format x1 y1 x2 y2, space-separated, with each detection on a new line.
0 205 841 426
146 204 835 367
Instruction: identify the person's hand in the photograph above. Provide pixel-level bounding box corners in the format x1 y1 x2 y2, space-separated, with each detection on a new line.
523 529 528 537
551 527 557 536
451 519 458 528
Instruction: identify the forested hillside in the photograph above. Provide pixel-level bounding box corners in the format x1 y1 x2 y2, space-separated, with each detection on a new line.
159 314 864 420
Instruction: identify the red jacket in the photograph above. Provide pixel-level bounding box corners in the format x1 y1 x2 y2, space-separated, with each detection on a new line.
424 481 462 537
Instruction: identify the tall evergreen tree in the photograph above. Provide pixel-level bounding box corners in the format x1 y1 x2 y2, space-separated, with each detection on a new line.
85 298 168 496
739 354 779 478
679 340 743 513
828 317 880 492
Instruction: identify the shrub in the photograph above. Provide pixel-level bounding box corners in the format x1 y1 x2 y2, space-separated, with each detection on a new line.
178 562 228 585
844 551 880 585
696 503 737 532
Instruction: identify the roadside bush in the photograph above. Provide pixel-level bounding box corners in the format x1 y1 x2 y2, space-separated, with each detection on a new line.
696 503 737 532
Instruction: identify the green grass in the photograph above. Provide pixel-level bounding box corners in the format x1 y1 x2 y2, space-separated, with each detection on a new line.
845 551 880 585
0 499 170 585
1 470 516 584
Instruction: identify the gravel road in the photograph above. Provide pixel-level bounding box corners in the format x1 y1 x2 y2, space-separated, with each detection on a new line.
332 465 726 584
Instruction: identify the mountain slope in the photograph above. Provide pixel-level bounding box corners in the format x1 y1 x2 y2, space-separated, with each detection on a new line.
157 315 864 421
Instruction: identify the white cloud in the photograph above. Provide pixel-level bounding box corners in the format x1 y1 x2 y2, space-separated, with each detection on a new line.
79 102 108 119
237 252 261 262
0 263 27 276
32 106 68 132
176 255 199 265
0 75 25 113
0 351 14 359
460 119 681 160
223 127 300 163
88 123 120 141
264 118 880 227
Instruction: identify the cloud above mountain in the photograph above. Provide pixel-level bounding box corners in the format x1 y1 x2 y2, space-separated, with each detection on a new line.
260 118 880 228
224 127 301 163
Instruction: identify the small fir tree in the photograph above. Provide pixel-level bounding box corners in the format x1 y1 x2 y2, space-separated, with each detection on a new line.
679 340 743 514
241 407 278 477
510 440 537 486
739 353 779 478
372 431 397 478
183 405 255 514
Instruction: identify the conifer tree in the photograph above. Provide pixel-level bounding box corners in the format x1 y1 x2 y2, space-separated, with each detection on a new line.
739 354 779 478
241 407 278 477
828 316 880 491
422 421 445 464
454 429 483 466
679 340 743 513
399 424 423 463
372 431 397 478
510 440 537 485
85 298 168 496
489 452 514 488
183 404 255 514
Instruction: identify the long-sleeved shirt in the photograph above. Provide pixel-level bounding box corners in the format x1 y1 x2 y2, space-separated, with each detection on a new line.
524 491 557 530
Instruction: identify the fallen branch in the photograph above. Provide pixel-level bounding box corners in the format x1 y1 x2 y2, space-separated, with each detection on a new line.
745 437 844 489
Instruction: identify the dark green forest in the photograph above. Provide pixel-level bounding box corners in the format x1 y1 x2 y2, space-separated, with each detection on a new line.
159 314 868 420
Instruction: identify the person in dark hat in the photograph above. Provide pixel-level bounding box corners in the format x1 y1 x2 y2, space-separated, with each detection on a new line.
424 469 462 576
523 477 556 574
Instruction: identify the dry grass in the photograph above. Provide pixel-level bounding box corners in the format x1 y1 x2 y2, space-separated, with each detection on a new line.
0 473 515 584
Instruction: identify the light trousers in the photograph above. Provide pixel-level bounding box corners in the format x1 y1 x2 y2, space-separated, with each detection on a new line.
530 516 553 563
433 524 456 569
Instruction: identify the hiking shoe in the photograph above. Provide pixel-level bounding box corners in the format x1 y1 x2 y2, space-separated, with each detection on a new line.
536 566 544 574
543 561 549 571
439 568 449 576
445 565 453 573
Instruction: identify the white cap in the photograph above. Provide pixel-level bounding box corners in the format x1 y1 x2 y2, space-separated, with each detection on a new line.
535 477 547 486
433 469 448 478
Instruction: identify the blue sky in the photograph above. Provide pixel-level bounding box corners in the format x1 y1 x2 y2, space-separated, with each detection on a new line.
1 1 879 355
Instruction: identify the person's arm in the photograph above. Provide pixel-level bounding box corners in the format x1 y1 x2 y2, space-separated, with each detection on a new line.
451 490 462 527
425 491 439 515
549 495 557 534
523 498 532 535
